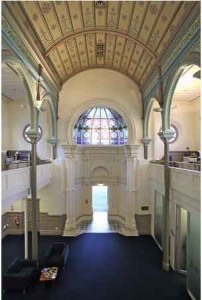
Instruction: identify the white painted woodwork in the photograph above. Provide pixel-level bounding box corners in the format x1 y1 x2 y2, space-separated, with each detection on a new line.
2 163 52 212
149 163 200 269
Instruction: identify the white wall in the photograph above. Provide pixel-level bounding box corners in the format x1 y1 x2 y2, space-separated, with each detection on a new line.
2 96 30 152
2 95 52 159
37 160 66 215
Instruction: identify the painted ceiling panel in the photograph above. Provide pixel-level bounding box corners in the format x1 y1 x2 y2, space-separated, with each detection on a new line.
120 40 136 73
156 2 194 56
82 1 95 28
76 35 89 69
95 4 107 27
113 36 125 69
66 38 81 71
135 51 151 83
129 1 148 38
148 2 181 52
49 49 66 80
38 2 62 41
107 2 120 28
53 2 73 35
138 1 164 44
68 1 83 31
57 43 73 76
105 34 116 67
22 2 53 48
5 1 198 87
86 33 96 66
118 1 134 32
96 33 105 65
128 44 143 77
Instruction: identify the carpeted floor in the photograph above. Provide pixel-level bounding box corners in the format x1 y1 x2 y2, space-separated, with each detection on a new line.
2 234 191 300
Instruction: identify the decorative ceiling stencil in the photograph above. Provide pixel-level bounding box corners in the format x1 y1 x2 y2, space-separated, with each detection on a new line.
4 1 197 86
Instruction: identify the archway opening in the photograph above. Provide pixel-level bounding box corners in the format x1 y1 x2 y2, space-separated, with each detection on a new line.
169 64 200 166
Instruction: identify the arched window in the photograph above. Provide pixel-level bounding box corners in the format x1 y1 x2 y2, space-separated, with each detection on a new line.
73 107 128 145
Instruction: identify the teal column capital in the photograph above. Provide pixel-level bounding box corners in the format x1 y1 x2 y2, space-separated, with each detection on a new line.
142 138 152 160
47 137 59 145
158 129 174 142
142 138 152 146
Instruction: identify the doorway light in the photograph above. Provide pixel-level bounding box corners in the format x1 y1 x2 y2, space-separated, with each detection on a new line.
97 183 104 186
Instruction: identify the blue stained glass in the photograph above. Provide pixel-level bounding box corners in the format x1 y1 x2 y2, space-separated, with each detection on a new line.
73 107 128 145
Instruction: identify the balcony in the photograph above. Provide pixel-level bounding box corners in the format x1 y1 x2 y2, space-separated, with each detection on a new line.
2 162 52 211
149 162 200 212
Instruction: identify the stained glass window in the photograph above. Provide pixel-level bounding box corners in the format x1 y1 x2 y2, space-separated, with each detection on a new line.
73 107 128 145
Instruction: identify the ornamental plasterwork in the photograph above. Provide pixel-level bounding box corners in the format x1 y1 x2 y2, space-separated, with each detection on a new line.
2 1 200 96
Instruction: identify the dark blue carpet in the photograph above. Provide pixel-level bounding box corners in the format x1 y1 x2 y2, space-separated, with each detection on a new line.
2 234 191 300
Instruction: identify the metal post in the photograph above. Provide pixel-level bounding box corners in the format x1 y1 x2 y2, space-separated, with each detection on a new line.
162 137 170 271
31 141 38 261
27 130 39 263
158 130 174 271
24 198 28 259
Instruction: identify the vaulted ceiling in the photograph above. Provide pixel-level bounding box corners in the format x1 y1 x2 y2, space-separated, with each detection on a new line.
3 1 197 88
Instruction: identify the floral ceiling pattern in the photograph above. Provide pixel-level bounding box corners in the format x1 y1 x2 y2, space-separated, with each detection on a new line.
3 1 196 87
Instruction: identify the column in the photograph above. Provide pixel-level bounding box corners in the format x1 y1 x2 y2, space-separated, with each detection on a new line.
158 129 175 271
62 145 79 236
26 130 40 262
122 145 139 236
142 138 152 160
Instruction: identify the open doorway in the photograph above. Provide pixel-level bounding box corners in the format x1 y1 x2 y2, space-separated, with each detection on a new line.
92 186 108 212
91 185 109 232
